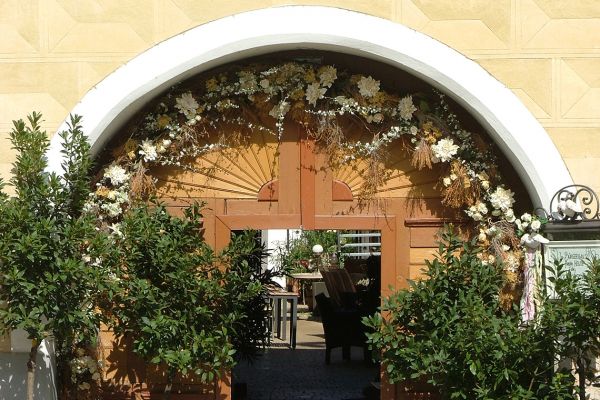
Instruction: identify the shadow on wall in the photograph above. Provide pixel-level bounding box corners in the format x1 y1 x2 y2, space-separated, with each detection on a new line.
0 341 57 400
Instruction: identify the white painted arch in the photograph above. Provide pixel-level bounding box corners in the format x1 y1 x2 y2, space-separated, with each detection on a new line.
48 5 572 207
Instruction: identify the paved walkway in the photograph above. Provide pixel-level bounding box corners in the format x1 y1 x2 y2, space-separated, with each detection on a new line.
233 308 600 400
233 309 378 400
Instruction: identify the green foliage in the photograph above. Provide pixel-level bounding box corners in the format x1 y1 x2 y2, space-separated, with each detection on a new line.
274 229 338 273
365 226 575 400
220 231 273 362
109 204 272 385
109 202 235 382
0 112 115 397
540 258 600 400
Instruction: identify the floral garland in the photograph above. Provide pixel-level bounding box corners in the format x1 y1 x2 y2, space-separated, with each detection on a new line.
86 61 546 318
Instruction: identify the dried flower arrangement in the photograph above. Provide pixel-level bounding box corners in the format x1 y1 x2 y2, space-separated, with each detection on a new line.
86 61 547 319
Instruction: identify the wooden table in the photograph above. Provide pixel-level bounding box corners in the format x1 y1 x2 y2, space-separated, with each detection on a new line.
289 272 323 311
268 289 298 349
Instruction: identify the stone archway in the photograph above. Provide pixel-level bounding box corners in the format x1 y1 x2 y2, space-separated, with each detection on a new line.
47 5 572 207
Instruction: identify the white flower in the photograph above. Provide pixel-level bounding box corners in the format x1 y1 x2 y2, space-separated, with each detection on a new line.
109 190 128 204
318 66 337 88
398 96 417 120
443 177 452 187
305 82 326 106
409 126 418 135
269 101 291 119
357 76 380 98
515 219 523 231
101 202 122 218
478 231 487 242
175 92 199 120
531 220 541 231
431 138 459 163
489 186 515 212
104 164 129 186
139 139 158 162
504 208 516 223
466 205 483 221
109 223 123 237
521 213 532 222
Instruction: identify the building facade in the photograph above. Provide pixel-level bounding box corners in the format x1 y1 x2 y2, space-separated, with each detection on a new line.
1 1 599 398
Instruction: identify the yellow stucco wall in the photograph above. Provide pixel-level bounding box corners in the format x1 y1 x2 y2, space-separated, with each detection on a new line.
0 0 599 202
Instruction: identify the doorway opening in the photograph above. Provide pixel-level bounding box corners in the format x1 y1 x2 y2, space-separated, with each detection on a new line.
232 228 382 400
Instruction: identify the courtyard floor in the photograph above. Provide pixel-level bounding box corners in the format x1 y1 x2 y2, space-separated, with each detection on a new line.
232 307 600 400
233 307 379 400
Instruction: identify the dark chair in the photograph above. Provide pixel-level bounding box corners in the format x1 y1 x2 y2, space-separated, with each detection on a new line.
320 267 359 310
315 293 370 364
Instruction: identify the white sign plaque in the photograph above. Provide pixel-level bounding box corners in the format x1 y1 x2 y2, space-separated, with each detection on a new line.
544 240 600 276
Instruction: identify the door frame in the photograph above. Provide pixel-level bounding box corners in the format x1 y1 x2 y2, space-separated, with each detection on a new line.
215 213 398 400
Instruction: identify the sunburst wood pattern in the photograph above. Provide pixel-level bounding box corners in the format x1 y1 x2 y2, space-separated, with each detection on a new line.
333 148 441 199
153 130 279 200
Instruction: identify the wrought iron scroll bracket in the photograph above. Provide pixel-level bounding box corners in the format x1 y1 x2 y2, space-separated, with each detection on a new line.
546 184 600 222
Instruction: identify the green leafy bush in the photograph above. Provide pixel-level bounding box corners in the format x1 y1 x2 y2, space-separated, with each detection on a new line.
109 202 234 392
540 258 600 400
0 113 116 399
364 226 576 400
220 231 273 362
108 204 273 397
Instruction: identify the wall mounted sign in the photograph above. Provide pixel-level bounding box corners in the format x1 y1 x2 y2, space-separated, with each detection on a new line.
544 240 600 276
543 241 600 297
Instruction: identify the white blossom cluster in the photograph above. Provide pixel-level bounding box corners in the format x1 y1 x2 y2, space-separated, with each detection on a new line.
83 163 131 225
431 138 460 163
70 349 103 391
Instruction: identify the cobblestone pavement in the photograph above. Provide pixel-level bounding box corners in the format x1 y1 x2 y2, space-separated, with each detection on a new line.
233 310 378 400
